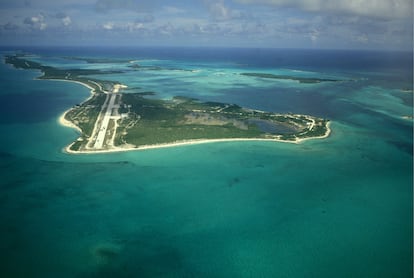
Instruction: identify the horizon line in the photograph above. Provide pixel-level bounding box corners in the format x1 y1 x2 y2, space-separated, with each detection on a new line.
0 45 412 53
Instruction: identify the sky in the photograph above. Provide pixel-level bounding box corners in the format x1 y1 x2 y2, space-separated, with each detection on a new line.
0 0 412 50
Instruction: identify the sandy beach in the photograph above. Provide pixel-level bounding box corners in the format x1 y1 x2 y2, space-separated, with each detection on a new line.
56 78 126 137
62 121 332 154
56 78 98 134
58 110 82 133
52 75 331 155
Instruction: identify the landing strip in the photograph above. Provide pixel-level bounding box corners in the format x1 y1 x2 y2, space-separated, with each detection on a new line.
92 92 120 149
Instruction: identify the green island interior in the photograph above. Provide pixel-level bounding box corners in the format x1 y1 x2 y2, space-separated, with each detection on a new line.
5 53 330 153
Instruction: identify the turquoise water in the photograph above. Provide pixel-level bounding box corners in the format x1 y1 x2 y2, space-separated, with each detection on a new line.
0 48 412 277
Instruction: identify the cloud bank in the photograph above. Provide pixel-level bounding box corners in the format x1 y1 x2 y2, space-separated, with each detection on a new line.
0 0 411 49
23 14 47 30
236 0 413 19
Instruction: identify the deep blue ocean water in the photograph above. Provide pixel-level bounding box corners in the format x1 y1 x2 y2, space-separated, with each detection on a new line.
0 47 412 277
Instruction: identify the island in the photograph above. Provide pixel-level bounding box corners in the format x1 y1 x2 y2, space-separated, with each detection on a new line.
5 53 331 154
240 72 342 83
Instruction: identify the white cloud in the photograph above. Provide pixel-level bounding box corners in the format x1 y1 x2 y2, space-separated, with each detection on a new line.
28 15 43 23
23 14 47 30
62 16 71 26
55 13 72 26
235 0 413 19
1 0 411 49
127 22 144 31
309 29 319 42
103 22 114 30
206 0 245 21
101 21 146 32
356 34 369 43
209 1 230 20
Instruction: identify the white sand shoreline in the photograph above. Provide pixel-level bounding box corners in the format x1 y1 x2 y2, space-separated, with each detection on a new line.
56 78 97 133
51 77 332 155
62 121 332 155
49 78 97 99
59 111 82 133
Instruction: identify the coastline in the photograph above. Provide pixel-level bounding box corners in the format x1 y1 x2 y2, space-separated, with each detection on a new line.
59 110 82 134
5 54 332 155
295 121 332 143
44 73 332 155
56 79 96 133
56 77 332 154
54 78 99 148
62 121 332 154
46 78 97 101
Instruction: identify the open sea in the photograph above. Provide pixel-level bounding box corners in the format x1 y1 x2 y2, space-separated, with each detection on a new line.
0 47 412 277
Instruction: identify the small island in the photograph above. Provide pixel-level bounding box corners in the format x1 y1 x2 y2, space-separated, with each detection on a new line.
5 53 331 154
240 72 341 83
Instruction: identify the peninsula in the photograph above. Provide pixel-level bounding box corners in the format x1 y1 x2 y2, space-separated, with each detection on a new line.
5 53 331 154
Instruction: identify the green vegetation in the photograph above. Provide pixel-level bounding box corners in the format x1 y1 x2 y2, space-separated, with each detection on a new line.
5 53 330 151
65 93 106 137
113 93 328 147
5 54 121 94
299 120 329 137
69 139 84 152
241 72 341 83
